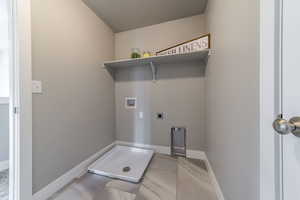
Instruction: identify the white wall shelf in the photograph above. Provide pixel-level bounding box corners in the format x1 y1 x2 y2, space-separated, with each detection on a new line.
103 49 211 81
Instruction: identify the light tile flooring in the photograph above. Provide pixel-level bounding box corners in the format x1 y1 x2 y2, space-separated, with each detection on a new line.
50 154 217 200
0 170 9 200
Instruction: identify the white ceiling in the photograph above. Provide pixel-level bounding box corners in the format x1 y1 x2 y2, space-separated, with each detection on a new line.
83 0 208 33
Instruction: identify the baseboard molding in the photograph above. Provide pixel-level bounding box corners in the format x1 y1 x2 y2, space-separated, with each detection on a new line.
115 140 206 160
203 153 225 200
0 160 9 172
33 142 115 200
116 140 170 154
0 97 9 104
187 149 206 160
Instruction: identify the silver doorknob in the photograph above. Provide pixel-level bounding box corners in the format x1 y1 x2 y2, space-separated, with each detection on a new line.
273 116 300 137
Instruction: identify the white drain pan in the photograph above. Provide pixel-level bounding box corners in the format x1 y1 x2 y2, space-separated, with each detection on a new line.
88 145 154 183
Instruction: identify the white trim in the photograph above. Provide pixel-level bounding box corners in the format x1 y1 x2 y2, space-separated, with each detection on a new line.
0 160 9 172
0 97 9 104
187 149 206 160
32 143 115 200
116 141 170 154
9 0 33 200
115 141 206 160
203 154 225 200
260 0 277 199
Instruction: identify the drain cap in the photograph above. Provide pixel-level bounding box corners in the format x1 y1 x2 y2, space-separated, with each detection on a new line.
123 166 131 172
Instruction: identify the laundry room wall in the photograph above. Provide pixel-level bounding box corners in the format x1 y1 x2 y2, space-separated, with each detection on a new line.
0 102 9 163
114 15 207 150
204 0 260 200
0 0 10 168
31 0 115 193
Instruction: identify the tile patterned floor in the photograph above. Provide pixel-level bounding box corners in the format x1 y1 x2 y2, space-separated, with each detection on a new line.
0 170 9 200
50 154 217 200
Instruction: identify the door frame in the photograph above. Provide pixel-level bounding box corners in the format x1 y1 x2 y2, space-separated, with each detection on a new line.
5 0 281 200
9 0 33 200
260 0 282 200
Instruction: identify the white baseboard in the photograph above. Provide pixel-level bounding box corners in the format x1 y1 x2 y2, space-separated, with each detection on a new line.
0 160 9 172
0 97 9 104
203 153 225 200
115 140 205 160
116 140 170 154
33 142 115 200
187 149 206 160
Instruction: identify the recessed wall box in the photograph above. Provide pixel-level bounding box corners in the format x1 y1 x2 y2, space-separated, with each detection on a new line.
171 127 187 157
125 97 137 109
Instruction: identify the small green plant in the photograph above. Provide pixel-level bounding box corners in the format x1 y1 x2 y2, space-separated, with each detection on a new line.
131 52 141 59
131 48 141 59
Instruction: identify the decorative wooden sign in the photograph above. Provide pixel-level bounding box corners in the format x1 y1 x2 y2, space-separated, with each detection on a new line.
156 34 210 56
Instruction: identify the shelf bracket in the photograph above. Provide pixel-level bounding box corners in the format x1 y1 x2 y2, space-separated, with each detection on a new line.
150 62 157 82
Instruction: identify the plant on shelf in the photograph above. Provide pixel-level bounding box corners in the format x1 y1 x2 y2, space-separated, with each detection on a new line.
142 51 152 58
131 48 141 59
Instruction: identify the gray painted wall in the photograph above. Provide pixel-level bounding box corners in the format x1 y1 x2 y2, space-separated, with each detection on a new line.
115 15 206 150
0 104 9 162
204 0 260 200
31 0 115 193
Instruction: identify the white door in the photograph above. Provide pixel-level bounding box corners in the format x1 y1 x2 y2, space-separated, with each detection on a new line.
273 0 300 199
282 0 300 197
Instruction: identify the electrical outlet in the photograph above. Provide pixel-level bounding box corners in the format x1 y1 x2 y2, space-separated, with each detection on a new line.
32 80 42 94
156 112 165 120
